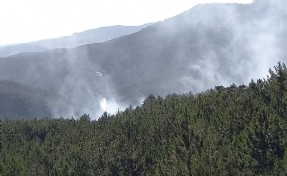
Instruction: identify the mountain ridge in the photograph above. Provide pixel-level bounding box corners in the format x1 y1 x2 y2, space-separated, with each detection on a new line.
0 23 152 57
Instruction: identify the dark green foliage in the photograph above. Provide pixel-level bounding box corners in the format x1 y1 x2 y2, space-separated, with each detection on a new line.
2 63 287 175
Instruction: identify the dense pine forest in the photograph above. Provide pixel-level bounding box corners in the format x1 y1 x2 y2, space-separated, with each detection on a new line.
2 63 287 175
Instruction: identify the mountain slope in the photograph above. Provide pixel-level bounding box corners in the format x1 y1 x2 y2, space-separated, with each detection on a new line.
0 23 151 57
0 80 53 119
0 0 286 118
34 23 153 49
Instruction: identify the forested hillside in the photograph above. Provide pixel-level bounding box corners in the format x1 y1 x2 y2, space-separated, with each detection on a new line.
1 63 287 175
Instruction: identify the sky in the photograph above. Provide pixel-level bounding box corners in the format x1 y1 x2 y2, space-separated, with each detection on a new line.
0 0 252 45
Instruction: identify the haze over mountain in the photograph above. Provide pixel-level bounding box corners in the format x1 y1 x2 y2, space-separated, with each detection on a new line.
0 80 53 119
0 0 285 119
0 23 151 57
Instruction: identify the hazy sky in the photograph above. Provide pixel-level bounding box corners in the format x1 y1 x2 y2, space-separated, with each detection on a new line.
0 0 252 45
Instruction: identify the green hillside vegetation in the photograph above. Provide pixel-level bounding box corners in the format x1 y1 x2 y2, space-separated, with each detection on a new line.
2 63 287 175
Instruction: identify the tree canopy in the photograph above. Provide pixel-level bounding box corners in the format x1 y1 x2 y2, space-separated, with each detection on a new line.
1 63 287 175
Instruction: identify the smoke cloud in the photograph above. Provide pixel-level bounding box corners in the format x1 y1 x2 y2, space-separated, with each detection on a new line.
0 0 286 119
